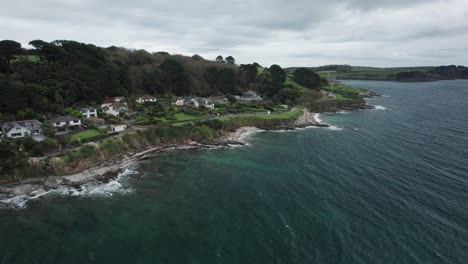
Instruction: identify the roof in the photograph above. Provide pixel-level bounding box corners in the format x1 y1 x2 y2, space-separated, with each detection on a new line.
52 115 80 123
209 96 227 101
103 98 117 104
138 95 156 100
78 107 97 112
2 119 43 134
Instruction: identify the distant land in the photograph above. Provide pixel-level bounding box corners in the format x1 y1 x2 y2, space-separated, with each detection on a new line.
285 65 468 82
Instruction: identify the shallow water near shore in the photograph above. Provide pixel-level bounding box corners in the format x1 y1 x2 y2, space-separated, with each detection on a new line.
1 80 468 263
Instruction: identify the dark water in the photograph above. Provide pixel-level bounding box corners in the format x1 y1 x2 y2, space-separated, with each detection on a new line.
1 80 468 263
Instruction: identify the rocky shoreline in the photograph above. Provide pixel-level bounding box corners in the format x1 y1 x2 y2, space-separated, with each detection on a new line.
0 108 339 209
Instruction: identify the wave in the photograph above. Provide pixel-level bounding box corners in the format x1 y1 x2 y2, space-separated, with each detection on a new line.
52 168 137 198
0 169 138 209
314 113 343 131
374 105 387 110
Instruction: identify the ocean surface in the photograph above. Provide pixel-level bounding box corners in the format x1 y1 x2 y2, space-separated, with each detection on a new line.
1 80 468 263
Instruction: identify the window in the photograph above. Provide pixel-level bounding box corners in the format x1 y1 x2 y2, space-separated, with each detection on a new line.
11 133 22 137
16 127 21 130
55 122 61 126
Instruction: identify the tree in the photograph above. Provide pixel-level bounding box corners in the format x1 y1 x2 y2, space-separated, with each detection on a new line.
293 68 321 90
225 56 235 65
215 55 224 63
42 122 56 138
239 64 258 87
0 40 22 72
160 59 191 95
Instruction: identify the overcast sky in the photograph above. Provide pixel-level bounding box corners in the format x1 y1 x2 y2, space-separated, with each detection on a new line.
1 0 467 67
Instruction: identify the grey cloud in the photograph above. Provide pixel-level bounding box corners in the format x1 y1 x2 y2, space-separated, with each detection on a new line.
1 0 467 67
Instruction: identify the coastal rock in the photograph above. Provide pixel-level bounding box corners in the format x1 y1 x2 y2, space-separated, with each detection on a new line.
43 178 60 190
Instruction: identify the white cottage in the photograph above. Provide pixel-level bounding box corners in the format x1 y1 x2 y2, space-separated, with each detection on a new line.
108 124 127 133
1 119 44 141
78 107 98 119
52 115 82 131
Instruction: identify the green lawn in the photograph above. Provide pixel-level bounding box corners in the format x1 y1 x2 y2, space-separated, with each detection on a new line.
218 107 302 121
174 113 207 121
71 129 103 140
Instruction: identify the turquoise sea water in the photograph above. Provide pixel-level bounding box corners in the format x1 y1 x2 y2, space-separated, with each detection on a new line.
1 80 467 263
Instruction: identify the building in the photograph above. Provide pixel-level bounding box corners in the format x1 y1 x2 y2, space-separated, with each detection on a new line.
1 119 44 141
172 98 185 106
78 107 98 119
52 115 82 132
136 95 157 104
208 96 228 104
114 96 126 103
108 124 127 134
196 97 215 108
86 117 106 127
326 92 336 99
239 91 262 101
101 103 129 117
101 97 128 108
188 98 200 108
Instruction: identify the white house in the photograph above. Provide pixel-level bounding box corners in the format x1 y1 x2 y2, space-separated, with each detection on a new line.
101 103 129 117
108 124 127 133
114 96 126 103
1 119 44 141
239 91 262 102
188 98 200 108
52 115 82 131
172 98 185 106
78 107 98 119
136 95 157 104
208 96 228 104
196 97 215 108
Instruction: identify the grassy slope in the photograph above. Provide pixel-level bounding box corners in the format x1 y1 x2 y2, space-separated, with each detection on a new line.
317 66 436 80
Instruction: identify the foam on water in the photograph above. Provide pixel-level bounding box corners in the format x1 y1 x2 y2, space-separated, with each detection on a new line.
314 113 343 131
374 105 387 110
52 168 137 198
0 168 138 209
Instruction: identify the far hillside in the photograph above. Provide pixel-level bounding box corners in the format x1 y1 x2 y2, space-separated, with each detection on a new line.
285 65 468 82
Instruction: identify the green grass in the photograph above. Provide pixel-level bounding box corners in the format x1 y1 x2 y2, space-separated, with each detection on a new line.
317 94 353 102
218 107 302 121
71 129 103 140
286 75 307 91
318 66 436 80
325 83 366 93
12 55 40 63
174 113 207 121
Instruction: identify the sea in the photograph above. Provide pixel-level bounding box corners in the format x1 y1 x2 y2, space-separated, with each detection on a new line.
0 80 467 263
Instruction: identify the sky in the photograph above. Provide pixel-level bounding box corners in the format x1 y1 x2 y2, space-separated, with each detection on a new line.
1 0 467 67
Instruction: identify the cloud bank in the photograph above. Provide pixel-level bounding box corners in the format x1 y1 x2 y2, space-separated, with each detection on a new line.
1 0 467 67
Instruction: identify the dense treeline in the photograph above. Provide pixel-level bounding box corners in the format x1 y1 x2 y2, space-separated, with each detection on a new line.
0 39 303 122
395 65 468 81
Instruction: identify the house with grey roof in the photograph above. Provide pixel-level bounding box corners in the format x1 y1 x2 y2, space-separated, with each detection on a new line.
101 103 129 117
208 96 228 104
239 91 262 102
1 119 44 141
52 115 82 132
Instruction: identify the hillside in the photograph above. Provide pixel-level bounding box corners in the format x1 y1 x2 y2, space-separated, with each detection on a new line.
286 65 468 82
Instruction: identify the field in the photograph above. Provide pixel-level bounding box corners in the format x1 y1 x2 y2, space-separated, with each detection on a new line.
317 66 436 80
71 129 103 140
